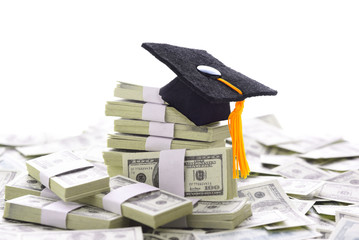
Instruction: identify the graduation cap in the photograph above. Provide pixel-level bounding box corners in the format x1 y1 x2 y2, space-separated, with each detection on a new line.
142 42 277 179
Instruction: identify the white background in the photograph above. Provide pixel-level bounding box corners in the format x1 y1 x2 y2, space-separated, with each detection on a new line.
1 1 359 142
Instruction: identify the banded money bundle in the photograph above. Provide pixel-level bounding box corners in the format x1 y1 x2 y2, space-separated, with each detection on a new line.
168 199 252 230
105 82 228 153
26 151 110 202
78 175 193 229
104 147 237 200
3 195 132 230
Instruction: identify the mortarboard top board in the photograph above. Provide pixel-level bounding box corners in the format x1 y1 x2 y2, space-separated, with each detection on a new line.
141 42 278 126
142 42 277 179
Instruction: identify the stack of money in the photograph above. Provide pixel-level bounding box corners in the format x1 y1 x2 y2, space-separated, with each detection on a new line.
79 175 193 229
3 195 132 230
105 82 228 152
180 199 252 229
26 151 110 202
104 147 237 200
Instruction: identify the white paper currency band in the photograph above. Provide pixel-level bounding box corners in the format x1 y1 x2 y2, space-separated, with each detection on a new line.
159 149 186 197
41 201 84 229
102 183 158 215
142 103 166 122
142 86 164 104
145 136 172 151
39 160 93 189
149 122 174 138
40 188 60 200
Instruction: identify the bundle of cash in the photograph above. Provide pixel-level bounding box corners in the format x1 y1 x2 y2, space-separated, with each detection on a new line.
106 100 195 125
107 133 225 151
26 151 109 201
3 195 132 229
183 199 252 229
104 147 237 200
79 175 193 228
114 82 164 103
114 119 230 142
5 174 58 201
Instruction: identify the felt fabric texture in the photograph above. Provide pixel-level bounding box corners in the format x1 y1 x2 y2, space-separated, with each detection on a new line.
142 42 277 103
160 77 231 125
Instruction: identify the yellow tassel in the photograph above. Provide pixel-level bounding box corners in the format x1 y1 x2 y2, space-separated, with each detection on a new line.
217 78 250 179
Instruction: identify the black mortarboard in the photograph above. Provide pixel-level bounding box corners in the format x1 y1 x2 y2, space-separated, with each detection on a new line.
142 42 278 179
142 42 277 126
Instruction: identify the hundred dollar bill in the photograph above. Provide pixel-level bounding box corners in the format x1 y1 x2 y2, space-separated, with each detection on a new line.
26 151 109 201
3 195 132 230
20 227 143 240
275 134 342 154
16 133 104 157
328 218 359 240
271 161 333 180
243 118 295 146
300 141 359 159
0 223 60 232
108 133 225 151
236 210 287 229
335 208 359 222
319 157 359 171
0 149 27 172
79 175 193 228
106 100 195 125
278 178 324 196
114 119 229 142
195 226 321 240
290 199 316 214
313 203 359 216
118 147 236 200
260 155 305 166
152 229 205 240
0 133 46 147
325 170 359 185
306 211 335 234
316 182 359 204
237 179 314 229
143 233 167 240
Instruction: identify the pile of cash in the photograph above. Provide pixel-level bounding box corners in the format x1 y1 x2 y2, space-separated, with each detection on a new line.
1 85 359 238
105 82 229 152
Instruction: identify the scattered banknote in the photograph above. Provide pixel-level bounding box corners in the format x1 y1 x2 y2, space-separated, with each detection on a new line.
325 170 359 185
315 182 359 204
319 157 359 171
0 133 47 147
300 141 359 159
271 161 333 180
20 227 143 240
328 218 359 240
275 134 342 154
243 118 295 146
16 132 105 157
195 226 321 240
237 179 315 230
